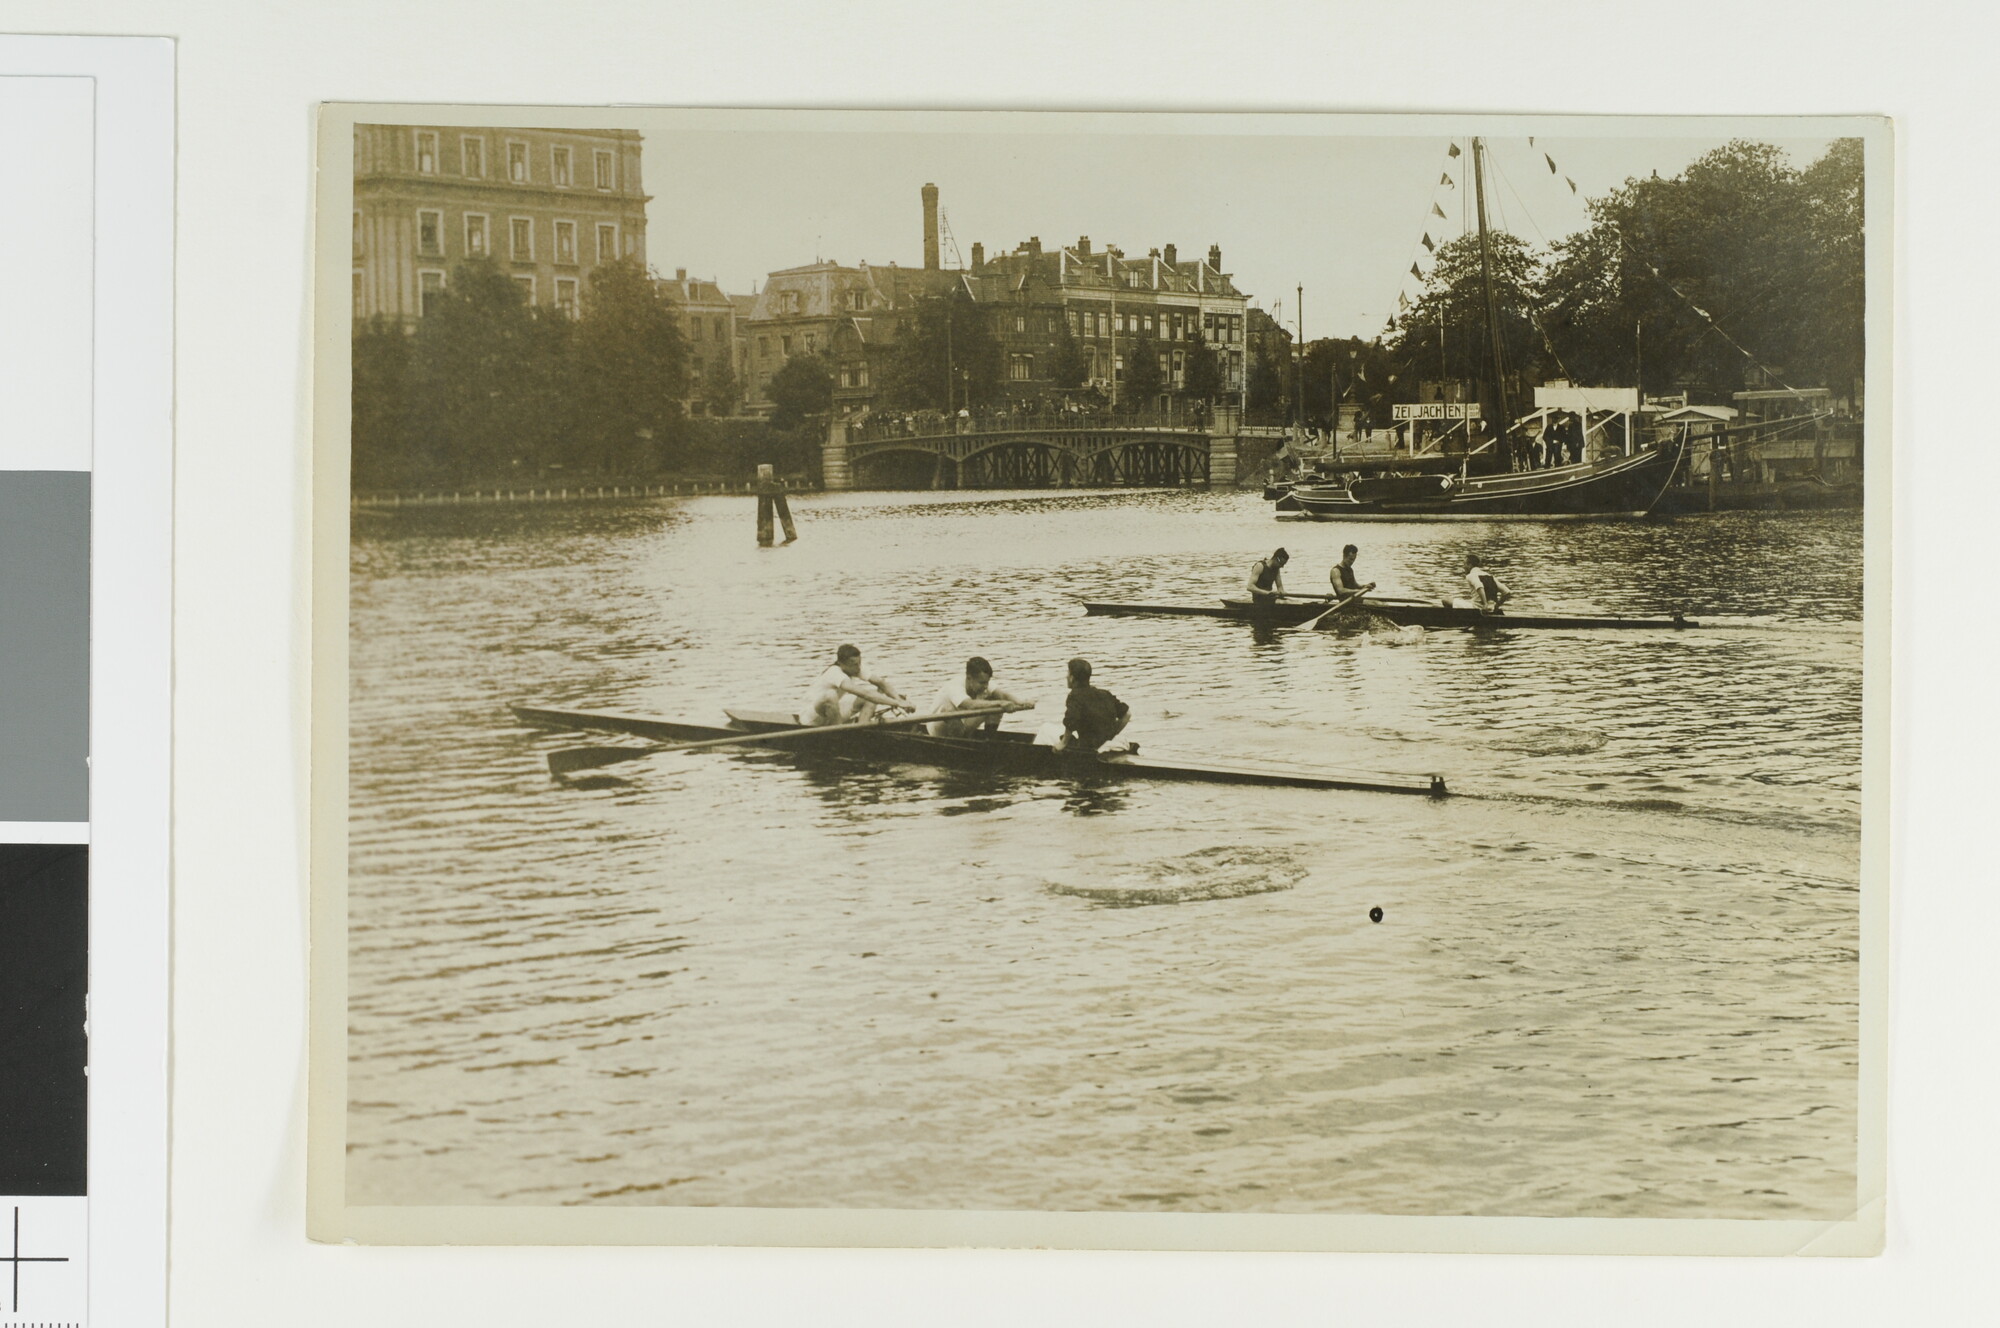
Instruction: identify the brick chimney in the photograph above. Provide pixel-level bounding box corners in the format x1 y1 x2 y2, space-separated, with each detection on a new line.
1208 243 1222 271
1163 244 1176 267
1027 236 1042 257
1077 235 1091 256
922 183 940 270
971 242 984 270
675 267 687 281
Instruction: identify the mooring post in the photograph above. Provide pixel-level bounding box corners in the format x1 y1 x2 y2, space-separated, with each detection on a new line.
754 463 796 545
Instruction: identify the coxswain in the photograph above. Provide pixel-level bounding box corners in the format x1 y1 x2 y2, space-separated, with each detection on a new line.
1462 553 1511 615
1056 657 1133 755
926 656 1035 737
1329 544 1377 599
801 643 910 726
1245 547 1291 606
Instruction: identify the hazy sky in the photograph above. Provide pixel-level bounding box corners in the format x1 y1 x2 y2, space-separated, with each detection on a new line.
636 116 1838 341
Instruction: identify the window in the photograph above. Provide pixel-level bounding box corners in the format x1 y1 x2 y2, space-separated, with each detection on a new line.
507 141 529 183
1143 313 1155 335
594 149 615 190
1113 353 1124 382
1014 313 1026 333
595 223 618 264
780 335 793 355
461 136 485 178
553 220 577 263
713 316 726 341
552 146 573 187
463 213 488 257
847 290 866 311
1009 354 1033 381
414 130 438 174
513 274 535 303
510 217 533 260
417 209 442 256
419 269 445 316
1066 310 1079 333
804 333 817 353
688 317 703 342
758 336 771 357
554 277 579 316
352 209 362 257
352 270 364 318
1125 270 1142 288
1096 312 1107 339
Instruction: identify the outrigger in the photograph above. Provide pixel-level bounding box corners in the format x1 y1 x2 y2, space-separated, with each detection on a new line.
1080 597 1696 630
511 704 1447 797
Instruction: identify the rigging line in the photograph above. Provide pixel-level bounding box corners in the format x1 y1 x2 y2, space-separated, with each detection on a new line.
1385 137 1468 333
1485 152 1577 383
1610 230 1817 403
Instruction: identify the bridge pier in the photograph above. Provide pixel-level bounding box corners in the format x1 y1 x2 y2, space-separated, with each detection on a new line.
1207 401 1241 486
822 419 852 492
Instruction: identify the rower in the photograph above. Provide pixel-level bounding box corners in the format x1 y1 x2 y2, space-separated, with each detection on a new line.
1055 657 1133 755
1462 553 1511 615
801 643 911 726
1245 547 1291 606
1329 544 1377 599
926 656 1034 737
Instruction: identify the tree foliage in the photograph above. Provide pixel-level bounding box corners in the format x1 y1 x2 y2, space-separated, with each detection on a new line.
571 257 690 472
1045 318 1089 391
1121 331 1164 408
881 291 1004 411
767 352 833 432
1182 331 1222 402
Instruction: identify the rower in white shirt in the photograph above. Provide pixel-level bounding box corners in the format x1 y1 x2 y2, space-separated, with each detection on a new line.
1462 553 1511 615
801 643 910 726
926 656 1034 737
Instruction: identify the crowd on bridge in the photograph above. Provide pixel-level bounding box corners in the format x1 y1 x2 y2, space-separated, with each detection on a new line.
846 396 1211 443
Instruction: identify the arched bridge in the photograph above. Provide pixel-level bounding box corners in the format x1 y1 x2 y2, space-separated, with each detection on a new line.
824 408 1246 490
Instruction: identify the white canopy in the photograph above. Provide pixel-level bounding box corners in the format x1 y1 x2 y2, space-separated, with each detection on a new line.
1533 385 1639 414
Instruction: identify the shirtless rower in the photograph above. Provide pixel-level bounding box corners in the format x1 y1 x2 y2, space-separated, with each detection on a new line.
801 643 911 726
1245 547 1291 606
926 656 1035 737
1329 544 1377 599
1462 553 1511 615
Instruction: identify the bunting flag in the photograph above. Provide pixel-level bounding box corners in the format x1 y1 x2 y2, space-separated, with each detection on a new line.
1545 152 1558 174
1447 142 1461 158
1431 202 1447 220
1440 172 1454 188
1410 262 1423 280
1565 176 1578 194
1397 292 1410 310
1528 136 1535 146
1421 233 1436 253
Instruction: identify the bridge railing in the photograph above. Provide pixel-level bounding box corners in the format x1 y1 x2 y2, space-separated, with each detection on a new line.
847 408 1209 443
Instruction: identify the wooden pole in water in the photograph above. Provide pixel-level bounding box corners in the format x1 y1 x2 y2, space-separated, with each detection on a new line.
755 463 795 545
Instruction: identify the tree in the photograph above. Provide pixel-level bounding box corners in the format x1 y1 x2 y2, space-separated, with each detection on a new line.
881 290 1003 411
1121 331 1164 409
1046 317 1089 391
1244 307 1291 422
405 257 551 480
572 256 690 472
1385 231 1544 408
1182 331 1221 402
767 353 833 432
351 316 414 489
701 358 740 418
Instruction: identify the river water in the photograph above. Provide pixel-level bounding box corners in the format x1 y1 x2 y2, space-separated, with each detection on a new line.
346 489 1862 1219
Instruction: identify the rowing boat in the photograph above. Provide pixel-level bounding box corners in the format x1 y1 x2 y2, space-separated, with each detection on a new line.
1079 597 1697 630
510 704 1447 796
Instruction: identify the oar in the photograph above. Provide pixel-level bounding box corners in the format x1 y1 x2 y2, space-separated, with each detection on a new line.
547 705 1009 777
1306 587 1371 630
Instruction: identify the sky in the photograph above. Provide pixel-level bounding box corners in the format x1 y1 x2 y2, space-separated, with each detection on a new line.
633 113 1840 342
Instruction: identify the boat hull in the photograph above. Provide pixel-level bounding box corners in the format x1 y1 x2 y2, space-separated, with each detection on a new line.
510 705 1445 796
1079 599 1697 630
1283 437 1686 521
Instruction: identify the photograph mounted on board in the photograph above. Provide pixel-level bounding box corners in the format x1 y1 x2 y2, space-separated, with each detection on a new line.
312 106 1888 1253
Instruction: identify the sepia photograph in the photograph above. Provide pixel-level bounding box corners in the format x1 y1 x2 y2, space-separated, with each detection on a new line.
311 106 1887 1253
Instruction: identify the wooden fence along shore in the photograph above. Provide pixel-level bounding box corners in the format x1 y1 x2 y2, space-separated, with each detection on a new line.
351 480 817 509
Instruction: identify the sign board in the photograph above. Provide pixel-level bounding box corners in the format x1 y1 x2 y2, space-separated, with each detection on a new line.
1391 402 1482 421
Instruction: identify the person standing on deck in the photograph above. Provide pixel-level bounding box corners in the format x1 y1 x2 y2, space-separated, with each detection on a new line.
802 643 910 726
1056 657 1132 755
1329 544 1377 599
1462 554 1511 615
1245 547 1290 606
926 656 1034 737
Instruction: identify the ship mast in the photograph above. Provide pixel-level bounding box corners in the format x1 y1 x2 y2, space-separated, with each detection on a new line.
1471 136 1513 470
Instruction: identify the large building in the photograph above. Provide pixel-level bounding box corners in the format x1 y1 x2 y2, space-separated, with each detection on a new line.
736 184 1251 418
352 124 648 323
657 268 739 415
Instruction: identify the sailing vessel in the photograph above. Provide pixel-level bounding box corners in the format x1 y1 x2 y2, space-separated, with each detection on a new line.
1276 137 1686 521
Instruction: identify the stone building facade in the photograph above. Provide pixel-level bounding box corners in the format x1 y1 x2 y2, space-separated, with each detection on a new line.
352 124 648 323
657 268 739 415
